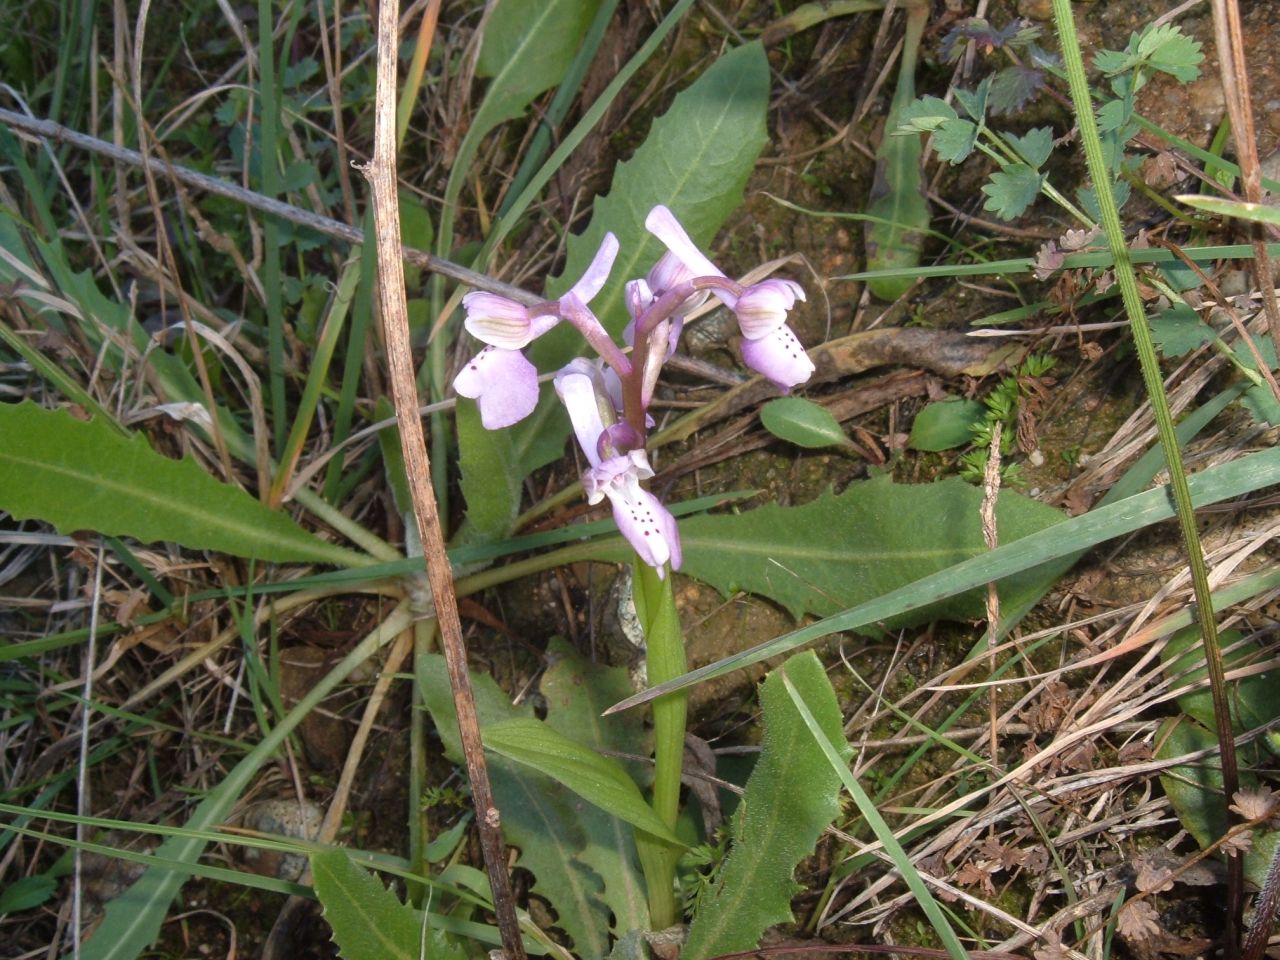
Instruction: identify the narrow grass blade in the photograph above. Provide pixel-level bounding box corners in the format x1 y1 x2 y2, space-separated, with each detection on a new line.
778 666 969 960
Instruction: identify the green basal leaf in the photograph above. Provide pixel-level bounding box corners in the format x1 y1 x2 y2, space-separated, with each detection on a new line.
1156 717 1279 889
908 397 986 451
981 163 1043 220
865 4 929 300
669 474 1066 621
0 875 57 914
419 654 621 957
1001 126 1053 170
539 639 650 937
0 402 368 567
512 42 770 477
312 850 459 960
1161 628 1280 735
484 718 682 845
759 397 848 449
453 397 524 545
683 652 847 960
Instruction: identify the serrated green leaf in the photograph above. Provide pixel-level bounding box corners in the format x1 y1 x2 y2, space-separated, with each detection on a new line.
896 95 957 132
989 64 1045 115
1138 23 1203 80
1001 126 1053 170
981 163 1043 220
453 397 524 545
484 718 682 845
865 5 929 300
0 402 367 567
1092 48 1130 76
311 851 427 960
953 76 991 123
1096 97 1132 133
1236 336 1280 427
511 43 769 477
908 397 986 451
932 118 979 165
682 652 847 960
1150 303 1216 357
1078 180 1131 221
759 397 848 449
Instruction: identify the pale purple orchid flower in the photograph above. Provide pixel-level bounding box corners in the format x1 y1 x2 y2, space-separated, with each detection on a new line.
555 363 682 576
644 205 815 392
453 234 620 429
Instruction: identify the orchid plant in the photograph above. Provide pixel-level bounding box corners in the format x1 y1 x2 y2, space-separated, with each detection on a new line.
453 205 813 922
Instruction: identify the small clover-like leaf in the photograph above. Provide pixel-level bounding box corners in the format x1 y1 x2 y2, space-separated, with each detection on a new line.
1097 97 1133 133
954 76 992 123
1150 303 1215 357
982 164 1043 220
1077 180 1132 221
896 96 958 132
1139 23 1204 81
989 65 1046 115
932 118 979 164
1001 127 1053 170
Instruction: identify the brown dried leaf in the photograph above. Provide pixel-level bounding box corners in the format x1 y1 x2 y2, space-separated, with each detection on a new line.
1231 786 1280 826
1116 899 1163 944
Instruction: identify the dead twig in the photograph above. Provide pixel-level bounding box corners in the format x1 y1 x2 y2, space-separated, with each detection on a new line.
361 3 525 957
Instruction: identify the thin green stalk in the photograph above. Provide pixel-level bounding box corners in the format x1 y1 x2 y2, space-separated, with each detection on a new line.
632 562 686 929
1051 0 1241 951
257 0 286 456
325 224 378 501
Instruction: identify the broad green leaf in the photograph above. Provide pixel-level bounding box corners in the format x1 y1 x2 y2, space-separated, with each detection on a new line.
537 41 770 361
0 402 368 567
312 850 433 960
896 95 956 132
1161 628 1280 734
667 474 1066 621
453 397 524 545
865 4 929 300
540 640 650 937
683 652 846 960
607 443 1280 714
512 42 770 476
1176 194 1280 228
418 655 615 957
908 397 985 451
759 397 848 449
0 875 57 914
981 163 1043 220
483 718 681 845
1156 717 1278 889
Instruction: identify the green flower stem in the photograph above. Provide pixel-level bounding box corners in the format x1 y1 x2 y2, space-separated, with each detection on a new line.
1051 0 1242 945
632 561 687 929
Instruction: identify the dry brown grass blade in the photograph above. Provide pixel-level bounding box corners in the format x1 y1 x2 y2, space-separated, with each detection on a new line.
361 2 524 957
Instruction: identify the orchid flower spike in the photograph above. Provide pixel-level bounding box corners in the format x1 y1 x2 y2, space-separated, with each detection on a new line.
644 205 815 393
555 363 682 576
454 234 620 429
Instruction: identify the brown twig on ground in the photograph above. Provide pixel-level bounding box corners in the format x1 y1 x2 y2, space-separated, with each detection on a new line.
361 3 525 958
0 107 538 305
